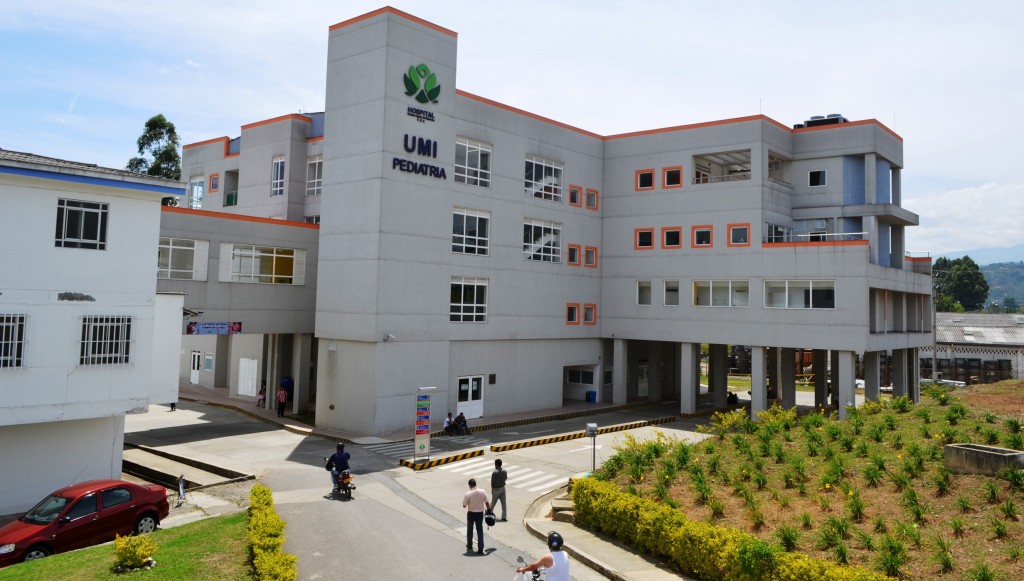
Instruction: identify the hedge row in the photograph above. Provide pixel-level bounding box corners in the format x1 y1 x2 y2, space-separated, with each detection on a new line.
248 484 298 581
571 478 890 581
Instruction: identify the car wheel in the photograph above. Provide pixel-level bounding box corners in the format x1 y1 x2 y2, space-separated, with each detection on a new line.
134 513 158 534
23 546 51 561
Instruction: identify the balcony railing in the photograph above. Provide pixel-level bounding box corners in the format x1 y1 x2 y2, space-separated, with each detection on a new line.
763 232 866 244
768 176 792 188
692 172 751 185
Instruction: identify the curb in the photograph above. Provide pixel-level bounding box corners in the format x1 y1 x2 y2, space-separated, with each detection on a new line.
399 448 484 471
489 416 677 452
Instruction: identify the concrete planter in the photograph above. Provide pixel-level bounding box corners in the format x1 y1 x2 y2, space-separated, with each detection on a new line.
944 443 1024 476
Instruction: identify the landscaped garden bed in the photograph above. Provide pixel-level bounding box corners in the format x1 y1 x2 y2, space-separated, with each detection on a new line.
579 380 1024 580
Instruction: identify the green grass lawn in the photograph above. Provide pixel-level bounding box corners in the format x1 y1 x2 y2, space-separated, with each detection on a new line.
0 512 251 580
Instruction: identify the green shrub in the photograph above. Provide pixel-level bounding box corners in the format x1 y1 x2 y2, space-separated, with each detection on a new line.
890 396 911 413
950 516 965 537
776 525 799 551
112 533 158 570
1005 417 1022 434
248 483 297 581
877 534 907 577
965 563 996 581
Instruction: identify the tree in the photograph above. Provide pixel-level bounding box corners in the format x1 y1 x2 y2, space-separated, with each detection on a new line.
1003 296 1020 313
933 256 989 311
126 114 181 180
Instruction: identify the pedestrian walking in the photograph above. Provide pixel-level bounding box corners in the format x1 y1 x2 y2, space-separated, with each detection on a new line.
257 384 266 408
490 458 508 522
462 478 490 554
276 386 288 417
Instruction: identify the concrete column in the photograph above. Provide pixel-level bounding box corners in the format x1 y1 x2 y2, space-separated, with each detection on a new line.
890 225 906 270
865 153 877 204
781 347 796 409
909 348 921 403
291 333 312 414
813 349 829 408
750 346 767 419
892 349 908 397
267 334 283 406
650 343 663 401
613 339 628 405
892 167 901 205
710 343 728 408
864 215 879 266
864 351 881 402
680 342 698 414
835 350 856 419
830 350 840 407
768 347 781 401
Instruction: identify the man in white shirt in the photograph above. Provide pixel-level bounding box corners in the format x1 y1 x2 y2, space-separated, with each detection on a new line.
461 478 490 554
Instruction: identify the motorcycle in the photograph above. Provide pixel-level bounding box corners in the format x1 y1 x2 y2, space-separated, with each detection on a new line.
513 556 543 580
324 456 356 499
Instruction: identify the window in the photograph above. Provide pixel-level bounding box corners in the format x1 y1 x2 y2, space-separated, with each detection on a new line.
523 219 561 262
101 487 132 509
694 281 750 307
271 156 285 196
661 227 682 249
663 166 682 188
728 223 750 247
585 188 599 211
694 168 710 184
55 199 108 249
188 178 204 209
765 223 792 243
584 246 598 268
634 228 654 250
692 225 713 248
453 208 490 255
568 185 582 207
524 155 563 202
764 280 835 309
304 215 320 224
80 316 132 366
306 155 323 196
566 303 580 325
567 368 594 384
637 280 652 305
583 303 596 325
0 314 26 369
229 244 301 284
455 138 492 188
65 494 97 521
567 244 581 266
204 353 214 371
635 169 655 191
809 170 826 187
223 190 238 207
450 277 487 322
158 237 209 280
664 281 679 306
208 173 220 193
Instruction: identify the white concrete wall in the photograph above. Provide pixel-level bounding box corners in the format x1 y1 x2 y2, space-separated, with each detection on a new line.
151 293 185 404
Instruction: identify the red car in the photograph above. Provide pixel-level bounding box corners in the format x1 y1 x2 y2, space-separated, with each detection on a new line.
0 479 170 566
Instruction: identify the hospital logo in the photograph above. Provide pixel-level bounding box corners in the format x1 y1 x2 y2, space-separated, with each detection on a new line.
403 64 441 104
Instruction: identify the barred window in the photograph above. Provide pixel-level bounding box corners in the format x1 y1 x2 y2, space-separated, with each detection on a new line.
230 244 296 284
0 314 26 369
454 138 491 188
524 155 563 202
306 155 322 196
452 208 489 255
55 199 108 249
523 219 561 263
450 277 487 323
80 316 132 366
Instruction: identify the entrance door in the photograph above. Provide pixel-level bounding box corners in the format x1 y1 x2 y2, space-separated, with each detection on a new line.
239 357 258 397
189 351 202 384
637 362 649 397
456 375 484 419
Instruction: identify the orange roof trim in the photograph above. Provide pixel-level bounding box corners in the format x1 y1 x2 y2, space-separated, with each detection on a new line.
456 90 603 139
329 6 457 38
241 114 312 131
183 136 230 151
162 206 320 230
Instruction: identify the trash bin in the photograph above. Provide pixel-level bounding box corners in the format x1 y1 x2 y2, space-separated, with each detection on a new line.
585 391 597 403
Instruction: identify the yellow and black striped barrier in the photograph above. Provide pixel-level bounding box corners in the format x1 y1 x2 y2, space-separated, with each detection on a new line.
489 416 677 452
399 448 484 471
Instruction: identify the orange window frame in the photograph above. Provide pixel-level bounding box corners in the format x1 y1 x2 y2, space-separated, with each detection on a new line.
661 226 683 249
583 303 597 325
635 168 655 191
584 246 598 268
566 303 581 325
691 224 714 248
209 173 220 193
568 185 583 208
634 228 655 250
662 166 683 189
567 244 582 266
727 223 751 247
585 188 599 211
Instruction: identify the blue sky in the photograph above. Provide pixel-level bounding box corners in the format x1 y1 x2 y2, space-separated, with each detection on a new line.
2 0 1022 257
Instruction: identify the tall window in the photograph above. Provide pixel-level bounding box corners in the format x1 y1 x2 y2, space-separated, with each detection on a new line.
450 277 487 322
694 280 750 307
764 280 835 309
452 208 490 255
523 219 561 262
455 138 491 188
568 185 582 207
524 155 563 202
566 303 580 325
80 316 132 366
637 280 652 305
584 246 598 268
158 238 201 280
208 174 220 193
585 188 599 210
664 281 680 306
55 199 108 250
0 314 26 369
583 304 597 325
188 178 204 209
230 244 298 284
271 156 285 196
306 155 323 196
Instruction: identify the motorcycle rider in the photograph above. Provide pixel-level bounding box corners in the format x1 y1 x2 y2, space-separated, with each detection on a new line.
327 442 351 489
516 531 569 581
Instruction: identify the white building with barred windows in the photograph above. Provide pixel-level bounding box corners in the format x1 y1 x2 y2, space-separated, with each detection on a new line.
173 7 933 436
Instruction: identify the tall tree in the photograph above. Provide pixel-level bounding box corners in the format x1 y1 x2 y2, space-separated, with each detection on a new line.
126 114 181 181
934 256 989 311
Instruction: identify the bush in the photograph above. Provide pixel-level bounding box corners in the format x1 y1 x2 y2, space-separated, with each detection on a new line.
248 483 297 581
112 533 158 570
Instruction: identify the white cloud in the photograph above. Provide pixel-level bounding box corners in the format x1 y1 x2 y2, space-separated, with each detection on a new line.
905 182 1024 255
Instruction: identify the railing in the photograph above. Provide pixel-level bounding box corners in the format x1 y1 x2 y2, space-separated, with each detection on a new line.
767 176 792 188
762 232 866 243
692 172 751 184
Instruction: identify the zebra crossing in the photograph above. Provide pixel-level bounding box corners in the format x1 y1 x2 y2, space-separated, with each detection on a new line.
438 457 569 494
363 435 489 459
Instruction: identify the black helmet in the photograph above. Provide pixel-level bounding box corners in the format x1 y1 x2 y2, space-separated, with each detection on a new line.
336 443 345 451
484 512 496 527
547 531 563 550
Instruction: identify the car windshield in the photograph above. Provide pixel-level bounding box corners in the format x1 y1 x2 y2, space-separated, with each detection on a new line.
21 494 72 525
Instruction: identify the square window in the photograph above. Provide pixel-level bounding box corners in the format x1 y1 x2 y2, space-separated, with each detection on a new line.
809 170 826 187
230 244 302 284
692 225 713 248
637 281 652 305
209 174 220 193
568 185 582 207
566 303 580 325
664 281 680 306
661 227 682 249
567 244 581 266
523 219 562 262
525 155 563 202
584 246 598 268
455 138 492 188
585 188 599 211
451 277 488 322
55 199 108 250
453 208 490 256
635 169 655 191
662 166 682 188
583 304 596 325
80 316 132 366
634 228 654 250
728 223 750 247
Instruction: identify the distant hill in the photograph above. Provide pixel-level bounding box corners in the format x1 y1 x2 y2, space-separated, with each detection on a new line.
938 243 1024 265
980 261 1024 305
